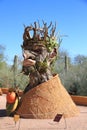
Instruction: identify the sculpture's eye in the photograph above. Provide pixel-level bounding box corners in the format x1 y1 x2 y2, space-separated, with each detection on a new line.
34 49 42 54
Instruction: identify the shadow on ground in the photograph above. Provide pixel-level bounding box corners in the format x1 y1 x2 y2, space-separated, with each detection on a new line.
0 109 7 117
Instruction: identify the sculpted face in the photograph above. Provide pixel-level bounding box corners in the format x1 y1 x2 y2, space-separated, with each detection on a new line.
21 21 58 93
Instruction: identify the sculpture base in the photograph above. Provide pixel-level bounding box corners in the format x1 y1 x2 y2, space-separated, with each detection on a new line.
16 75 79 119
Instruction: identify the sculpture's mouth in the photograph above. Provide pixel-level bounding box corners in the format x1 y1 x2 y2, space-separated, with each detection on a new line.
23 58 36 67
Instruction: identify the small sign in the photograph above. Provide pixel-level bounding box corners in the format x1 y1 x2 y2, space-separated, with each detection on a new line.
53 114 63 122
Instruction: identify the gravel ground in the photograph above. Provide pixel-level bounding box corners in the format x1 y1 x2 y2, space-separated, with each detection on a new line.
0 94 87 130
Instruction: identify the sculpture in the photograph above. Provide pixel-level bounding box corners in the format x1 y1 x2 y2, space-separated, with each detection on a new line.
21 21 58 93
6 21 79 118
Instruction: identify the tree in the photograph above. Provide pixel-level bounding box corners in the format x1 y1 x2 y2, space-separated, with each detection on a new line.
0 45 5 60
74 54 87 65
0 45 9 87
52 49 87 96
53 49 72 74
59 55 87 96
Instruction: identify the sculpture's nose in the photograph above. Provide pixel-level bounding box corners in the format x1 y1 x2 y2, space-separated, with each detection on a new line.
23 50 35 60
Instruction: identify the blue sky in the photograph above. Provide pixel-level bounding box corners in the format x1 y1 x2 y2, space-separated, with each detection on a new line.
0 0 87 64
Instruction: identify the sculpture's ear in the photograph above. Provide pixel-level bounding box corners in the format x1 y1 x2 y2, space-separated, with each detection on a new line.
53 114 63 122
